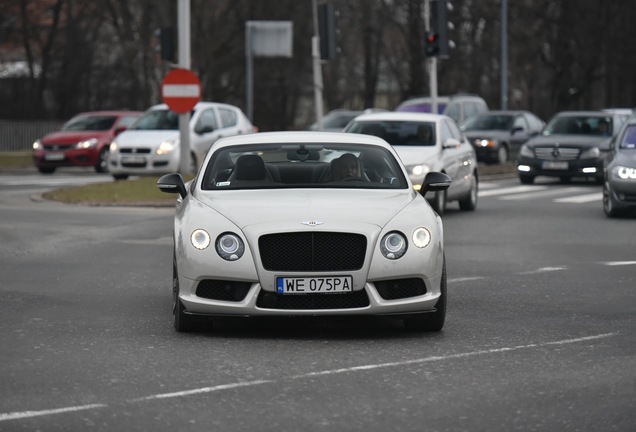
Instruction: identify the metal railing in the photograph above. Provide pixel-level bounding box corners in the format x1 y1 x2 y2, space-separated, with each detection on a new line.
0 120 64 152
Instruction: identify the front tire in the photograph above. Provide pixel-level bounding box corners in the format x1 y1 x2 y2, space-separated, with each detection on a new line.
603 181 622 218
95 148 109 173
112 173 129 181
404 257 447 331
497 145 509 164
519 173 534 184
38 166 56 174
459 175 478 211
173 253 198 332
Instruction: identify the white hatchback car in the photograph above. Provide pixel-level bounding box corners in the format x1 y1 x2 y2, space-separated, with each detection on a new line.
109 101 254 180
343 112 478 215
157 131 451 332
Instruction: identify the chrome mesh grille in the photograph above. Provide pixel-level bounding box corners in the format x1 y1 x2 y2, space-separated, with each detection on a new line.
534 147 580 161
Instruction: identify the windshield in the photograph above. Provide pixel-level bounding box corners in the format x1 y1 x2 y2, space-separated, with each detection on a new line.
130 109 180 130
543 115 613 137
62 115 117 131
620 125 636 149
462 114 513 131
201 143 408 190
323 113 360 129
345 120 436 146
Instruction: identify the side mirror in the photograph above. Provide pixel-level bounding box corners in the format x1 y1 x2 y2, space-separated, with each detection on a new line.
157 173 187 199
114 126 127 136
442 138 461 149
419 172 451 196
511 126 524 135
195 125 214 134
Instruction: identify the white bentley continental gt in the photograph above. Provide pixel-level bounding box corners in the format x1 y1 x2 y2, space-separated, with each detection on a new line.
157 132 451 332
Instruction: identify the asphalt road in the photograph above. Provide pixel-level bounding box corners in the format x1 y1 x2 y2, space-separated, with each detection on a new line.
0 170 634 432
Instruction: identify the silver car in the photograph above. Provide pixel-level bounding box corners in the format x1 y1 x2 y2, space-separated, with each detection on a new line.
343 112 478 215
158 132 451 332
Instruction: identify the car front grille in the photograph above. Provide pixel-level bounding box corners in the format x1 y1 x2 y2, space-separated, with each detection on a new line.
374 278 427 300
196 279 252 301
534 147 580 160
120 148 152 154
43 144 73 151
256 290 370 310
259 232 367 271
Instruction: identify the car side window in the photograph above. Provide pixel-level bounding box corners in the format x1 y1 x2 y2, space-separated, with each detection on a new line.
463 102 478 121
445 104 461 123
218 108 238 128
446 118 463 141
513 115 528 131
118 116 139 128
196 108 219 133
440 120 454 144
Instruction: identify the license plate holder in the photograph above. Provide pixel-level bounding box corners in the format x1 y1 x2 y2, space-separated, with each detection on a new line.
276 276 353 294
44 152 65 161
122 155 146 164
542 160 568 170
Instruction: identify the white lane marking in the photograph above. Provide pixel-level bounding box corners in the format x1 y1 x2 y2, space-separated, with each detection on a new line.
0 333 617 422
292 333 616 379
554 193 602 203
601 261 636 266
0 404 107 422
498 187 585 200
130 380 274 402
448 277 485 283
519 266 567 275
478 185 546 197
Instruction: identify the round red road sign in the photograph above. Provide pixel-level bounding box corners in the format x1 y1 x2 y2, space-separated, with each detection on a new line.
161 68 201 113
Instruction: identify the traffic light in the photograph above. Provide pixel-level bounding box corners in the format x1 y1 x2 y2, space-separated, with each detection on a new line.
318 3 337 60
159 27 175 62
425 32 440 57
428 0 451 58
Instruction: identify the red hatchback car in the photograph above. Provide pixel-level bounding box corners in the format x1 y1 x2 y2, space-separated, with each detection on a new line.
32 110 142 174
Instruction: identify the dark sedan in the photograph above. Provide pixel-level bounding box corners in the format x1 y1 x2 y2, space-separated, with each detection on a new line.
461 110 544 164
517 111 626 184
603 117 636 217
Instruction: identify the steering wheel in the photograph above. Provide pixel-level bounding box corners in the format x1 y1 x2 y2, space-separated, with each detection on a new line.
341 176 368 182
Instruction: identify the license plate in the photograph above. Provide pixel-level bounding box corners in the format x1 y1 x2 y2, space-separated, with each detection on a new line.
542 161 568 170
44 152 64 161
276 276 353 294
122 155 146 164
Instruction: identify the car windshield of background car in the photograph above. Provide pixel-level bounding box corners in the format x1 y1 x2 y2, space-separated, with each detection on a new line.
62 115 118 131
201 143 408 191
347 121 437 147
543 116 610 136
130 109 182 130
462 115 513 131
323 113 360 129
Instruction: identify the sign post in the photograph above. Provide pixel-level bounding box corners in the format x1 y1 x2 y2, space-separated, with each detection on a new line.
161 68 201 174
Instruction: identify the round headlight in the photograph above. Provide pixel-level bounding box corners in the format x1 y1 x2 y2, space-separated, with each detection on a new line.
216 232 245 261
380 231 407 260
412 227 431 248
191 229 211 250
617 166 636 180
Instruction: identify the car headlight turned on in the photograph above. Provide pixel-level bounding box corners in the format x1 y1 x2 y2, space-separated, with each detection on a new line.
109 141 119 153
75 138 98 149
475 139 496 148
412 227 431 248
33 139 42 151
380 231 407 260
157 139 178 155
191 229 211 250
580 147 600 159
519 145 534 158
215 232 245 260
411 164 431 177
616 166 636 180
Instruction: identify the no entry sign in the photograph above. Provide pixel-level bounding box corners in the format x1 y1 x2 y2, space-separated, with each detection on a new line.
161 68 201 113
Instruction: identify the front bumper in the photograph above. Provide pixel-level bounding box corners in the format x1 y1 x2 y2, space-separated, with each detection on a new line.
607 176 636 209
109 152 180 175
33 148 99 168
517 156 604 179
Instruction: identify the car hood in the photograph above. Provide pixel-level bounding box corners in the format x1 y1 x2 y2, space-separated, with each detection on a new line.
40 130 111 144
196 188 414 230
392 146 439 166
463 130 510 140
612 151 636 167
115 130 179 148
526 134 612 149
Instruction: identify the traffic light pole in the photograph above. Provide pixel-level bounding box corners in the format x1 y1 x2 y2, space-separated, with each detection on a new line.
177 0 192 175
